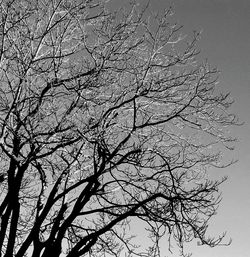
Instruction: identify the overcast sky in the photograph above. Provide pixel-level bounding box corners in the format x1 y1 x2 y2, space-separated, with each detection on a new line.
108 0 250 256
155 1 250 256
166 1 250 256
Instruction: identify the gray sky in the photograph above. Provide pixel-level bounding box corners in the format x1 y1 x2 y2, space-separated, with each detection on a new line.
109 0 250 256
167 1 250 256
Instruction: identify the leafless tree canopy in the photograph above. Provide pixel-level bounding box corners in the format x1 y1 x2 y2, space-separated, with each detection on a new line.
0 0 238 257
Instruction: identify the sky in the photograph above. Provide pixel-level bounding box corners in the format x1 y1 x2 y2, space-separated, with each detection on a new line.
108 0 250 256
164 1 250 256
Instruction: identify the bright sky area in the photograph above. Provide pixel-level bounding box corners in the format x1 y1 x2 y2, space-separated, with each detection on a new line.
109 0 250 256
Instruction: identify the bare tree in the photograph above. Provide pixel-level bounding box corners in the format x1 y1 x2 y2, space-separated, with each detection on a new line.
0 0 238 257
